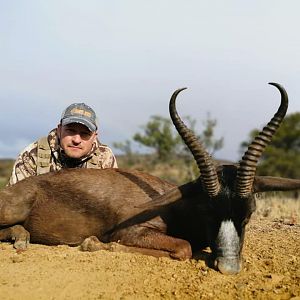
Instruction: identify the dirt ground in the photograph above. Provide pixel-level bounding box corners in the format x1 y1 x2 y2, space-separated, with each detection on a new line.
0 199 299 300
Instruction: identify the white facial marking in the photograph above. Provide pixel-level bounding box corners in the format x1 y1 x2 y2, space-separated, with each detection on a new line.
217 220 240 257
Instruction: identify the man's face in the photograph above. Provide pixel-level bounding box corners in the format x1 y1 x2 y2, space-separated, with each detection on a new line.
57 123 97 159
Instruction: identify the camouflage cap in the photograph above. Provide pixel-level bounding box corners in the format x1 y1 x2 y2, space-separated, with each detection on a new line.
60 103 98 132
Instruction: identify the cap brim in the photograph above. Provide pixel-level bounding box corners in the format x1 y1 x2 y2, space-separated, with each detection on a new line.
61 117 97 132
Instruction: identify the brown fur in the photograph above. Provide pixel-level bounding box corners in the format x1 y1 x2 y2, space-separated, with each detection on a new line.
0 168 193 259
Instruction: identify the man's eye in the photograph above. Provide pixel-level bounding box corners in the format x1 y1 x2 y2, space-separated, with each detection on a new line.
81 132 92 139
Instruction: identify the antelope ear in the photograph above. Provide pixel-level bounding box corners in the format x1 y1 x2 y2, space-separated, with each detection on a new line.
253 176 300 193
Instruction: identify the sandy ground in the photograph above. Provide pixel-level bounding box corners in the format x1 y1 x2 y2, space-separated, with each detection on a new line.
0 209 299 299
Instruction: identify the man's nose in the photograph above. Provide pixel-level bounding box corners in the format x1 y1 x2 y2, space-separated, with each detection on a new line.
72 134 82 143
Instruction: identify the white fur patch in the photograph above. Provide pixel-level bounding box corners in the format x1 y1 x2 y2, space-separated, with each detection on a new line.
217 220 240 257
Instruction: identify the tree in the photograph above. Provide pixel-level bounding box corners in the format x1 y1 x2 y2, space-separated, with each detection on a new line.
113 140 136 166
240 112 300 178
133 114 223 161
133 116 181 161
198 113 224 155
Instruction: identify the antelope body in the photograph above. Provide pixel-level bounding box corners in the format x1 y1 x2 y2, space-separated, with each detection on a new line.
1 83 300 275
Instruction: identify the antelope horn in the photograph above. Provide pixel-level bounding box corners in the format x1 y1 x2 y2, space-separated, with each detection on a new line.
169 88 220 197
236 82 289 197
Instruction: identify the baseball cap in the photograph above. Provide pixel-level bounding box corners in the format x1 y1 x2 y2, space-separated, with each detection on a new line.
60 103 98 132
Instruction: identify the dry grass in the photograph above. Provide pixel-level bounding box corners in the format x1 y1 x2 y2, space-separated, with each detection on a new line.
117 154 200 184
0 159 13 188
254 194 300 224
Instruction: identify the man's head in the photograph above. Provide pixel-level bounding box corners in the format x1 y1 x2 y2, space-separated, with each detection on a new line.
57 103 98 159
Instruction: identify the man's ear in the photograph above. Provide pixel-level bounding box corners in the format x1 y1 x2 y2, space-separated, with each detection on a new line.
92 131 98 143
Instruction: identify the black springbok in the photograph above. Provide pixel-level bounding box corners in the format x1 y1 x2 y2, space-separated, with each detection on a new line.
1 82 300 274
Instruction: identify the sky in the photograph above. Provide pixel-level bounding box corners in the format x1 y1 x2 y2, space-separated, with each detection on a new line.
1 1 300 161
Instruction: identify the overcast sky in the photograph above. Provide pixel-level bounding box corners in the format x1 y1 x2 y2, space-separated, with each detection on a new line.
1 1 299 161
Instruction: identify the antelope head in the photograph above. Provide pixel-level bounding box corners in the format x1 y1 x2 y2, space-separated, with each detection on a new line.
144 83 300 274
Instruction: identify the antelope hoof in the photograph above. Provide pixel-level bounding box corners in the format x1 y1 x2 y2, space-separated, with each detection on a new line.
11 225 30 250
170 242 192 260
80 236 109 252
14 239 29 250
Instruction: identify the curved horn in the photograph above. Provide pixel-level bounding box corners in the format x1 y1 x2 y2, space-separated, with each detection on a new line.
169 88 220 197
236 82 289 197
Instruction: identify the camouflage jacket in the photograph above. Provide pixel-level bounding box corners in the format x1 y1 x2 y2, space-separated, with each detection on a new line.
8 128 118 186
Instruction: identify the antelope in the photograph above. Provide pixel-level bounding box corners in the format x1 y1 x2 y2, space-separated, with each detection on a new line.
1 82 299 274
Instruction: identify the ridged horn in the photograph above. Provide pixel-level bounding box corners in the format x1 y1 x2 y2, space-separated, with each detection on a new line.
169 88 220 197
236 82 289 197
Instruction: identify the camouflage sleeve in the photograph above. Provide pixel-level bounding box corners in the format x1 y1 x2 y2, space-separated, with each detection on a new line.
7 142 38 186
98 145 118 169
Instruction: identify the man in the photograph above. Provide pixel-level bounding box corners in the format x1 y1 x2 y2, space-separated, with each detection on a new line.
8 103 117 186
